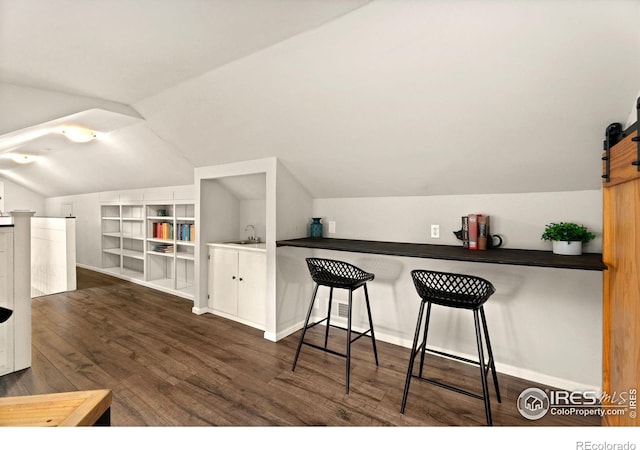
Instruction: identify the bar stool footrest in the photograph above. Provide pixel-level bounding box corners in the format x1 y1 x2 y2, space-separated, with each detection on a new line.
420 347 497 386
302 341 348 359
327 324 374 344
411 375 484 401
300 324 375 359
425 347 482 367
305 317 330 331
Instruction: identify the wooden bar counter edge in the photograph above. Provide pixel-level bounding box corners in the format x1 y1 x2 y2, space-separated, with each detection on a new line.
0 389 112 427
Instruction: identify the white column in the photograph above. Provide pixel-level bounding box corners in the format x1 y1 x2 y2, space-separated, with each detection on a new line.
11 210 35 371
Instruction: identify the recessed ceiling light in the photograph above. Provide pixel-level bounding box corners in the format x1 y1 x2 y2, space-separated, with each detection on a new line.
60 126 97 143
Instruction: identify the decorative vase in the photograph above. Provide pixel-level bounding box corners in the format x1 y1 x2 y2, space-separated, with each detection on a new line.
552 240 582 256
309 218 323 238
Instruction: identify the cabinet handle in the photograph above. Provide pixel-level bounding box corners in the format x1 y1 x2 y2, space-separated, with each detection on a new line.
232 276 236 280
239 277 243 282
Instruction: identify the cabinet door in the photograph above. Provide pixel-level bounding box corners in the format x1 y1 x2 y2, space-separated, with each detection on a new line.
210 247 239 316
237 251 266 327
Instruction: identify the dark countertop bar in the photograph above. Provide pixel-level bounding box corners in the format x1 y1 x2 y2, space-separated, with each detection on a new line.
276 237 607 271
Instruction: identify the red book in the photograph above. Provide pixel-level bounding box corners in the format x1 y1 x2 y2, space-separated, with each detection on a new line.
468 214 479 250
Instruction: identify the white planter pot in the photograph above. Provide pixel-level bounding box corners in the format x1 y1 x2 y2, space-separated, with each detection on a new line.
552 240 582 255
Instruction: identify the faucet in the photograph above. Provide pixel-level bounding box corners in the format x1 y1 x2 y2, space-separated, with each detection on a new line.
245 224 258 242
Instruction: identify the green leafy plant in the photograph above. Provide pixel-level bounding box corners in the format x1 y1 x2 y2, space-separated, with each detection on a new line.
541 222 595 243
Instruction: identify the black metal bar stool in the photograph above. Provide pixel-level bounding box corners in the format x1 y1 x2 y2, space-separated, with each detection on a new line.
401 269 501 425
0 307 12 323
291 257 379 394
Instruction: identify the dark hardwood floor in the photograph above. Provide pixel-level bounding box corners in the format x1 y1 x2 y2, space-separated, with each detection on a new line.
1 267 599 427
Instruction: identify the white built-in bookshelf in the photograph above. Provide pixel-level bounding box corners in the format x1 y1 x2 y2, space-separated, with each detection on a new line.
100 202 195 299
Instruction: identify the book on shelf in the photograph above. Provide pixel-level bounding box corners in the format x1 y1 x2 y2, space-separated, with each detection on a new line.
461 216 469 248
478 215 489 250
151 244 174 254
468 214 479 250
152 222 173 240
162 222 169 240
177 223 183 241
176 223 196 242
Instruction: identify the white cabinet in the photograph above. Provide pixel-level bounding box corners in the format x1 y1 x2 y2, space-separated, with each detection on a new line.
208 244 266 330
209 247 238 316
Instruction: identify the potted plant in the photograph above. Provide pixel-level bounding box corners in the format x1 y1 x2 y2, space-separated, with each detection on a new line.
541 222 595 255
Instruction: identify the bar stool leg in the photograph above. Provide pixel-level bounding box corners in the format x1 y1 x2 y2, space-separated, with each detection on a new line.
401 300 426 414
292 283 319 372
480 307 501 403
325 287 334 349
362 284 379 366
346 289 354 394
474 309 492 426
418 302 432 378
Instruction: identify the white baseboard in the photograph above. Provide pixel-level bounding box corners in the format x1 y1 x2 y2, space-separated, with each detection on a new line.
272 321 305 342
76 264 194 301
191 306 210 315
372 328 600 393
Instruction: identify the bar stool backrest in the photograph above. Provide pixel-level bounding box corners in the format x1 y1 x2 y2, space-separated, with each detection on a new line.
0 306 12 324
411 270 495 309
306 258 375 288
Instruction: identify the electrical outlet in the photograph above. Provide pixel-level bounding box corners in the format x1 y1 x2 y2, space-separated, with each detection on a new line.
431 224 440 238
328 221 336 234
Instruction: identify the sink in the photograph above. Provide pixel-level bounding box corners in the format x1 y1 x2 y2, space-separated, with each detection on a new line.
224 240 261 245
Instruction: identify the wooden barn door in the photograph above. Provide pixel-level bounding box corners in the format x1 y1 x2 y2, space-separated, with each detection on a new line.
602 129 640 426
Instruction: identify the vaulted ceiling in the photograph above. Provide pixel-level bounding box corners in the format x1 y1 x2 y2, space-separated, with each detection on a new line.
1 0 639 198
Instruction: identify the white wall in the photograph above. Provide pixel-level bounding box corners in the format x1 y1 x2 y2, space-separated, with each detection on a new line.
45 193 101 267
274 161 314 339
45 185 194 269
304 189 603 392
239 199 266 243
2 177 45 216
313 190 602 251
